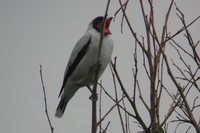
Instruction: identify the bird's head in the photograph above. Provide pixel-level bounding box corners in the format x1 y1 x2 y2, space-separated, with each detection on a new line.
88 16 113 35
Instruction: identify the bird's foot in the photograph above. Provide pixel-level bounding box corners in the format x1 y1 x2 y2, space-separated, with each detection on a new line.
89 93 98 102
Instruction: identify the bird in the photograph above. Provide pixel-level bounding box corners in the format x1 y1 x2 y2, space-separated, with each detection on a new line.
55 16 114 117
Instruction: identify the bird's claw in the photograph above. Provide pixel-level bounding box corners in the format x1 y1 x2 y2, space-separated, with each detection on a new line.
89 94 98 102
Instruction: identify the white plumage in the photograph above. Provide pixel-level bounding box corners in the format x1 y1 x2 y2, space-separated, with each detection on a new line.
55 16 113 117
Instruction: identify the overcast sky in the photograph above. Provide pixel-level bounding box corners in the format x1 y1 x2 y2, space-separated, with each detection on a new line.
0 0 199 133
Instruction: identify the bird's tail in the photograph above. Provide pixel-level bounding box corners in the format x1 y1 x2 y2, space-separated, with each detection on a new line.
55 98 68 118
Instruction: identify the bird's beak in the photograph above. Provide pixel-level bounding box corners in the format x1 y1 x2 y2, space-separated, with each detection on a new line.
104 17 113 34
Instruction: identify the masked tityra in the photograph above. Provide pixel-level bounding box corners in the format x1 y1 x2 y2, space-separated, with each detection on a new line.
55 16 114 117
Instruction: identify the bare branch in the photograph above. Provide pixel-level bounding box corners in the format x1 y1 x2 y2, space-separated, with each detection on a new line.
91 1 111 132
39 65 54 133
109 62 126 133
162 47 200 132
164 15 200 43
110 60 148 131
99 83 135 118
118 0 148 56
99 81 102 133
137 80 150 112
97 96 125 126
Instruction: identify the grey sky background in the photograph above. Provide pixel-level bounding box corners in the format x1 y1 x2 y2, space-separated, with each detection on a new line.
0 0 199 133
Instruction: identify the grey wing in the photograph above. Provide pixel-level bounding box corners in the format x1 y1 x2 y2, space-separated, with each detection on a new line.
58 33 91 97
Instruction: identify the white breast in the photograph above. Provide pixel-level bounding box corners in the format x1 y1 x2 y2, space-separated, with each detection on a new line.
70 29 114 86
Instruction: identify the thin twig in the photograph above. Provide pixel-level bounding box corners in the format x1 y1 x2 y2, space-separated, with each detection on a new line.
132 38 138 101
102 121 111 133
39 65 54 133
162 46 200 132
91 1 111 133
109 62 126 133
97 96 125 126
114 0 129 34
137 80 150 112
122 97 129 133
99 81 102 133
99 83 135 118
164 15 200 43
117 0 148 56
110 60 148 131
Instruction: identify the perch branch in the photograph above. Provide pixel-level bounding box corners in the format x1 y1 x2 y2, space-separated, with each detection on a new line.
91 0 111 133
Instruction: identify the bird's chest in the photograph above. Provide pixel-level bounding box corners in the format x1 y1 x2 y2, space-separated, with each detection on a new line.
89 36 113 63
71 35 113 86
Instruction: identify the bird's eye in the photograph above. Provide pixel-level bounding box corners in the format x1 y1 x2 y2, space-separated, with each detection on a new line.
94 20 101 26
92 16 104 33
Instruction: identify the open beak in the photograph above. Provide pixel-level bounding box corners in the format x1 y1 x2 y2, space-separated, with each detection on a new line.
104 17 112 34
